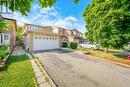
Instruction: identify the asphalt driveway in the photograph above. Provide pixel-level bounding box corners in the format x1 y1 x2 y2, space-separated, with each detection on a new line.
34 49 130 87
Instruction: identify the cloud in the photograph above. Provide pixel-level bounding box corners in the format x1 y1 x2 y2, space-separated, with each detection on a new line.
64 16 77 22
2 3 86 33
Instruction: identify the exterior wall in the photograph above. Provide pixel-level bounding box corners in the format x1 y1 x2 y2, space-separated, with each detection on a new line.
0 25 16 49
24 32 33 51
29 33 33 51
58 28 84 46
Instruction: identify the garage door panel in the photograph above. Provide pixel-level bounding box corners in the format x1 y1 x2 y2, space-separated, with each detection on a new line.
33 35 59 51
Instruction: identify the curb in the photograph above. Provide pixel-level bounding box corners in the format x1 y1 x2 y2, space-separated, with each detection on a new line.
30 53 57 87
75 51 130 68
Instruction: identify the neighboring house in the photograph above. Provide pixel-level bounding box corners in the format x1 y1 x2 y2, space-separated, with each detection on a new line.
52 27 84 46
0 17 17 50
23 24 84 51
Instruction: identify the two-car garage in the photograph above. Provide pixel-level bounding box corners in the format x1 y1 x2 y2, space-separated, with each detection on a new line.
33 35 59 51
24 32 60 51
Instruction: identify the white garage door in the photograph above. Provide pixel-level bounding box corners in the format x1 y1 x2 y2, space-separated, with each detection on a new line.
33 35 59 51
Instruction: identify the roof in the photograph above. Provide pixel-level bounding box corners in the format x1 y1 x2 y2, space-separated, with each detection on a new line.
71 29 83 35
31 31 60 36
24 23 83 34
24 23 51 29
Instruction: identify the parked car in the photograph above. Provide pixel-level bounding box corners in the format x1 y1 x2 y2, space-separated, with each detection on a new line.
79 42 101 50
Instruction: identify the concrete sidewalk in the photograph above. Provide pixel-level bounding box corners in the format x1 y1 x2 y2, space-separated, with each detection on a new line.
11 46 25 56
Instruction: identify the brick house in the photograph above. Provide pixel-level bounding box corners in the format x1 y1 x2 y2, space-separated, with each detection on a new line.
0 16 17 50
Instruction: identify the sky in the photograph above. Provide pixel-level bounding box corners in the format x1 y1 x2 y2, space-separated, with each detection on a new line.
3 0 91 33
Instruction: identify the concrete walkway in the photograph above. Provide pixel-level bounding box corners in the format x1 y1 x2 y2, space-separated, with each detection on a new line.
11 46 25 56
12 46 51 87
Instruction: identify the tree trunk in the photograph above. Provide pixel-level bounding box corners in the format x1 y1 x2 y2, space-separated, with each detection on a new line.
105 48 108 52
0 14 2 18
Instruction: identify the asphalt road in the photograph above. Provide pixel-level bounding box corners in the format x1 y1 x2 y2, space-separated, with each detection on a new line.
35 49 130 87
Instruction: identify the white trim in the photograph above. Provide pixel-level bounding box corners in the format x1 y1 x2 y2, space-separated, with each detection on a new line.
0 33 10 45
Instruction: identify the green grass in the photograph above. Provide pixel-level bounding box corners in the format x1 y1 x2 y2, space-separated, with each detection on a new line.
0 55 36 87
77 48 130 66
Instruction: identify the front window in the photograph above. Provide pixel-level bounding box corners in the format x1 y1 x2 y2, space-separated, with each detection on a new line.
4 34 9 40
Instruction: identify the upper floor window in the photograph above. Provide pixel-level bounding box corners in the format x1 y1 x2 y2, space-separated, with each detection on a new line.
8 26 13 29
72 31 76 35
64 38 67 42
28 25 36 31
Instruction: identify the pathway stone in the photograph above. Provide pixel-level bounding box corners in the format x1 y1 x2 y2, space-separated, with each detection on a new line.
27 53 51 87
11 46 51 87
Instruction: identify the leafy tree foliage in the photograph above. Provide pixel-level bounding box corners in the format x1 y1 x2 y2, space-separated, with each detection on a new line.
83 0 130 49
0 19 13 30
0 0 79 29
16 26 23 45
0 0 79 16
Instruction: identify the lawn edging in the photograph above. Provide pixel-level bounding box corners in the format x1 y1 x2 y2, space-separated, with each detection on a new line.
29 52 57 87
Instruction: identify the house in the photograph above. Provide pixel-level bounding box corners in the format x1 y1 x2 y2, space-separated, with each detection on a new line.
23 24 60 51
23 24 84 51
0 16 17 50
52 27 84 46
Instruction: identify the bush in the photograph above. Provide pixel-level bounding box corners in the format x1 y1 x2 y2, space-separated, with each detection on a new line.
0 44 9 62
70 42 78 49
62 42 67 48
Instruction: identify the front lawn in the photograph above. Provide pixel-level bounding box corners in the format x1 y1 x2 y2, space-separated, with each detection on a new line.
77 48 130 66
0 55 36 87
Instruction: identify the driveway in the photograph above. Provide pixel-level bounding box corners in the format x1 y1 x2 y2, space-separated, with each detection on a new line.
34 49 130 87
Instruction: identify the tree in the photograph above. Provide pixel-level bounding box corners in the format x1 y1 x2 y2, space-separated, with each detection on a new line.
0 0 79 16
0 19 13 30
83 0 130 52
16 26 24 45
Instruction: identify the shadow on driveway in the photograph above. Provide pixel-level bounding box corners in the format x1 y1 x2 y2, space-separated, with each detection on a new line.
33 48 74 54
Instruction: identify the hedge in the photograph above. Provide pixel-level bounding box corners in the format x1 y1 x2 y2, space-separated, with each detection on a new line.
70 42 78 49
62 42 67 48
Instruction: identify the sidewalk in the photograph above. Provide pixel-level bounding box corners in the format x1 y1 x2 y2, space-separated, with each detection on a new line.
11 46 25 56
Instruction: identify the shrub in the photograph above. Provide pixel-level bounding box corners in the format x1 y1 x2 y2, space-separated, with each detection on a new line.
70 42 78 49
0 44 9 62
62 42 67 48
